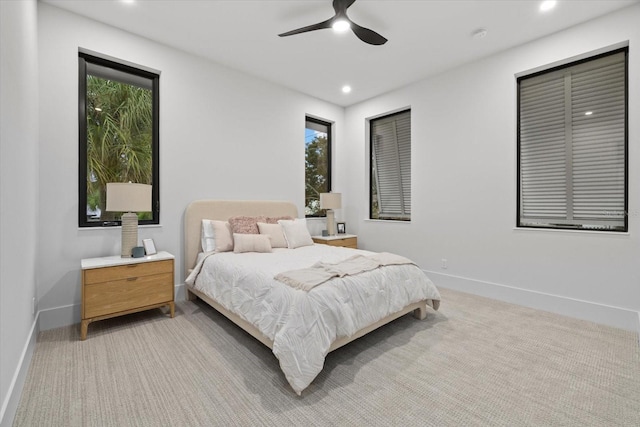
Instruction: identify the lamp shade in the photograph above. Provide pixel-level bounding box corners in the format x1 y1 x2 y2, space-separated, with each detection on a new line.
106 183 152 212
320 192 342 210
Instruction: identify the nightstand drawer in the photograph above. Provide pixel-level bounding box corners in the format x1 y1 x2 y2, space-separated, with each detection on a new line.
327 237 357 248
313 236 357 248
84 272 173 318
84 259 173 284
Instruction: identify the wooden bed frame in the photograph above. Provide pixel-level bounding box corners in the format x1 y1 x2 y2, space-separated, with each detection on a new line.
183 199 428 353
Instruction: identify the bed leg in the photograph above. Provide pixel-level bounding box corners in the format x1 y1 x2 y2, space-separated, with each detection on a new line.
413 304 427 320
185 288 196 301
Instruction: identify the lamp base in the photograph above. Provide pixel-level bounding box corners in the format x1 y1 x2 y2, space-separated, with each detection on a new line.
121 212 138 258
326 209 336 236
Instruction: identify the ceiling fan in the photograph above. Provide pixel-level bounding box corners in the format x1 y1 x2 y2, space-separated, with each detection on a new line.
278 0 388 46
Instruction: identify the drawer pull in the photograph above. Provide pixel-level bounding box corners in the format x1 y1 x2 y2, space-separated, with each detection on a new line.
127 277 138 281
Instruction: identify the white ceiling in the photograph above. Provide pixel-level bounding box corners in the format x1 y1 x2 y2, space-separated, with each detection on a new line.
43 0 638 107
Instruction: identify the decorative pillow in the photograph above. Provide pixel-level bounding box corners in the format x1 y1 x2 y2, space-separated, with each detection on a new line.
257 222 288 248
233 233 272 253
278 218 314 249
229 216 266 235
265 216 293 224
201 219 216 252
211 220 233 252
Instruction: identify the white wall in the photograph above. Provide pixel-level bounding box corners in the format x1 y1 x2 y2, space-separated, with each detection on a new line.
342 5 640 331
36 4 344 328
0 0 39 424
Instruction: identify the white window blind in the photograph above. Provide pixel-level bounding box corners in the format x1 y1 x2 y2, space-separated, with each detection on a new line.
518 50 627 231
371 110 411 220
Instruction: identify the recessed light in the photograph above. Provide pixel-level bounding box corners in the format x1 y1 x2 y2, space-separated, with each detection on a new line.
540 0 557 12
332 20 350 33
121 0 135 5
342 85 352 94
472 28 488 39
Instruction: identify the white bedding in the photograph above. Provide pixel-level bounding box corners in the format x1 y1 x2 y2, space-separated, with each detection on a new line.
186 244 440 394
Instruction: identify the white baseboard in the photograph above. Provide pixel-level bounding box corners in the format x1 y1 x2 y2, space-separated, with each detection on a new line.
38 284 187 332
426 270 640 335
38 303 80 331
32 278 640 343
175 283 186 301
0 313 39 427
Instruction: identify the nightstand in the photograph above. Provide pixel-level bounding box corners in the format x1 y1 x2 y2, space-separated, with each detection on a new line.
80 251 175 340
312 234 357 249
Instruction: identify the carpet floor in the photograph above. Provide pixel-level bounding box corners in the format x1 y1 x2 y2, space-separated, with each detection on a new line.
13 288 640 426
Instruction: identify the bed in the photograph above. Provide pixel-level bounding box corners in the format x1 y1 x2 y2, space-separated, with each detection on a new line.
183 199 441 394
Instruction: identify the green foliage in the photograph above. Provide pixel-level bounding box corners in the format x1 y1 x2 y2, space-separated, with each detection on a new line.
305 135 328 216
86 76 153 221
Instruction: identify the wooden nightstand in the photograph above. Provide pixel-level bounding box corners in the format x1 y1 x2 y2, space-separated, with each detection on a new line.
80 251 175 340
312 234 357 249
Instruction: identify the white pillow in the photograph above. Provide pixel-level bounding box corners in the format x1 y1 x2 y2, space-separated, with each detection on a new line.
233 233 272 253
201 220 234 252
257 222 288 248
201 219 216 252
278 218 314 249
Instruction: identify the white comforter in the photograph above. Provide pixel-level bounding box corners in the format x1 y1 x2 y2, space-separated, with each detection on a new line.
186 244 441 394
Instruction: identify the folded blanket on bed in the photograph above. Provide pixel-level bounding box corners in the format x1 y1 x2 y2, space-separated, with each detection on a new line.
274 252 415 291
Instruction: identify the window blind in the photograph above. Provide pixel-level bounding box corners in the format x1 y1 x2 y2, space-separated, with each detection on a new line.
371 110 411 220
518 50 627 231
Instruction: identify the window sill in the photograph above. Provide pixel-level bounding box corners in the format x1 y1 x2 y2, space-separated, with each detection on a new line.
363 219 411 224
513 227 629 237
78 224 163 231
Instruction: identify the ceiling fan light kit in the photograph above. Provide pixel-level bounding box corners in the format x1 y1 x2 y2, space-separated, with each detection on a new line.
278 0 388 46
332 19 351 32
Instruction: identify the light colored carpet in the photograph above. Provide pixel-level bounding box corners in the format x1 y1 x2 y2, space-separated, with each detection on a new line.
14 288 640 426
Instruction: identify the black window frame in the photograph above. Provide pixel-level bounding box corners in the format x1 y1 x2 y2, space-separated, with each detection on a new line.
369 109 412 221
516 47 628 233
78 51 160 228
305 116 332 218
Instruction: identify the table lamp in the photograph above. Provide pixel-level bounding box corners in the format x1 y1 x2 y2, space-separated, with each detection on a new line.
106 183 152 257
320 192 342 236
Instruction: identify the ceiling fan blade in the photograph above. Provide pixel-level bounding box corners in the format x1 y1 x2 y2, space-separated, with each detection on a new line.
278 18 333 37
350 22 388 45
333 0 357 14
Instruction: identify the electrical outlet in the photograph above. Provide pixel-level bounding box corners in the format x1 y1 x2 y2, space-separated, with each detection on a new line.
32 297 36 315
441 258 448 269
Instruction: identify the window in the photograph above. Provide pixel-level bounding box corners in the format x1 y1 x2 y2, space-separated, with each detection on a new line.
79 51 160 227
370 109 411 220
305 117 331 216
517 48 627 232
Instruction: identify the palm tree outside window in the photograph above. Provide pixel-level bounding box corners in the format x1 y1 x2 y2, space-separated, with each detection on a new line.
78 51 160 227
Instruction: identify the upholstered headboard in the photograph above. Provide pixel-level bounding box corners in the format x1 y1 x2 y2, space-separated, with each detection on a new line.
184 200 298 277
